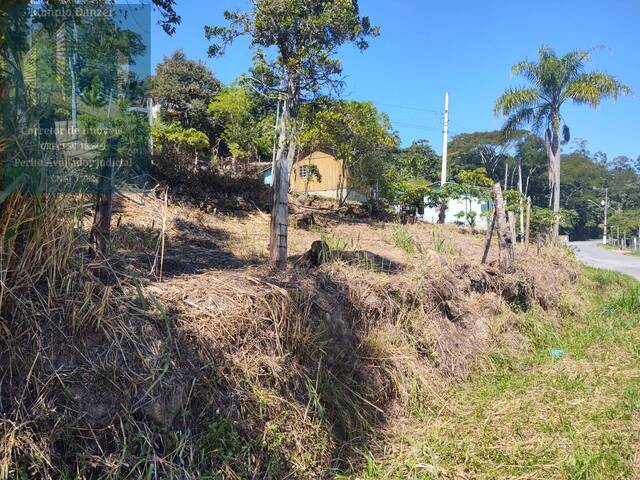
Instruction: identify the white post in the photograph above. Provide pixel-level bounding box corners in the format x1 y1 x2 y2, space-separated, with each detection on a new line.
603 188 608 245
440 92 449 186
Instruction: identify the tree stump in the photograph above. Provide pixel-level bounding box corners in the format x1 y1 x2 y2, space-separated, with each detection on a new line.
296 240 330 268
293 212 315 230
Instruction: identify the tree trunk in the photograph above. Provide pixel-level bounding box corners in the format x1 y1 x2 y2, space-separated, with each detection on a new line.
481 207 496 264
518 160 524 242
508 211 517 246
269 78 299 270
437 201 446 224
69 22 79 148
504 162 509 189
269 104 290 270
525 196 531 250
545 128 554 209
337 160 348 207
546 117 561 243
68 55 77 148
552 148 561 242
91 139 117 254
492 182 514 272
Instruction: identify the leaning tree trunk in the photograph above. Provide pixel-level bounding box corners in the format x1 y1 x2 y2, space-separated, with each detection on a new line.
481 206 496 264
492 182 514 272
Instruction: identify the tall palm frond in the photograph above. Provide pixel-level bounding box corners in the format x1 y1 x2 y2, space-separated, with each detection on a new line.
565 72 632 106
493 87 539 116
501 107 534 136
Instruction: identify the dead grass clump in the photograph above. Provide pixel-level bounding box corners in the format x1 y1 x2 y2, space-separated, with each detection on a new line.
0 194 199 479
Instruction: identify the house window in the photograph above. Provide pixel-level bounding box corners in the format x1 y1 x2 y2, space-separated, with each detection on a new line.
299 165 309 178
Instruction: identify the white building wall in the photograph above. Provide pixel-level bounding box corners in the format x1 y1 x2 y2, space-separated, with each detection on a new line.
422 195 493 230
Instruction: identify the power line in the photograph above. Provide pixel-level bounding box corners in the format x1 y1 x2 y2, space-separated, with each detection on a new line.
392 121 441 131
376 102 440 114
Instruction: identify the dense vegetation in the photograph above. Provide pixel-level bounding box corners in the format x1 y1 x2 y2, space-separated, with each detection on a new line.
150 46 639 240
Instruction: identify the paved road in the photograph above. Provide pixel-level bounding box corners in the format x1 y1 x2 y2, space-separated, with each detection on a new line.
570 240 640 280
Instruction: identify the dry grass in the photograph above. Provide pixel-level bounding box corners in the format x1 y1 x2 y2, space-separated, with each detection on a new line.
0 186 581 479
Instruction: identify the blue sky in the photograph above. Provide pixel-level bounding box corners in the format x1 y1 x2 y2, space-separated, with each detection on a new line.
150 0 639 160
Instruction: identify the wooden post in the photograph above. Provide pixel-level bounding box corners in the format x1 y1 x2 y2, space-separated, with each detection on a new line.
269 97 291 270
492 182 514 272
159 188 168 282
481 207 496 264
508 211 517 246
525 196 531 250
90 138 117 255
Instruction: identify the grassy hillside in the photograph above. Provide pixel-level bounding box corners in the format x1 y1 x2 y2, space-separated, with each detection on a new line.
345 268 640 479
3 190 637 479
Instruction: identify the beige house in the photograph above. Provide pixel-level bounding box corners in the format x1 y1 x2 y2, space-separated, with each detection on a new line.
288 150 366 202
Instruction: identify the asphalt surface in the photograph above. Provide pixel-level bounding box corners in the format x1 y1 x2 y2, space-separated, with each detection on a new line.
570 239 640 280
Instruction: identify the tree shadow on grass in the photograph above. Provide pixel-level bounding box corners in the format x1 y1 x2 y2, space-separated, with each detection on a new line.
290 245 404 274
112 218 261 278
161 271 396 477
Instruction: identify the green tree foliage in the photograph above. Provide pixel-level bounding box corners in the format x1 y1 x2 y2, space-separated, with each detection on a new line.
391 179 430 210
423 168 493 209
206 0 379 268
303 164 321 196
494 45 631 240
608 210 640 238
80 76 108 109
449 130 527 180
300 100 398 204
529 207 578 240
391 139 440 181
74 16 146 98
560 151 608 239
381 139 439 213
555 139 640 240
208 86 274 162
205 1 378 100
151 50 221 140
457 167 494 190
151 122 210 158
608 156 640 211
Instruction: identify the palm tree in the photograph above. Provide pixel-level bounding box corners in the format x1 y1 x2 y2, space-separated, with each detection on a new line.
494 46 631 241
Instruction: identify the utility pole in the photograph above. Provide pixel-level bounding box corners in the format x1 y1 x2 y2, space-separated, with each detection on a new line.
603 187 608 245
440 92 449 186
